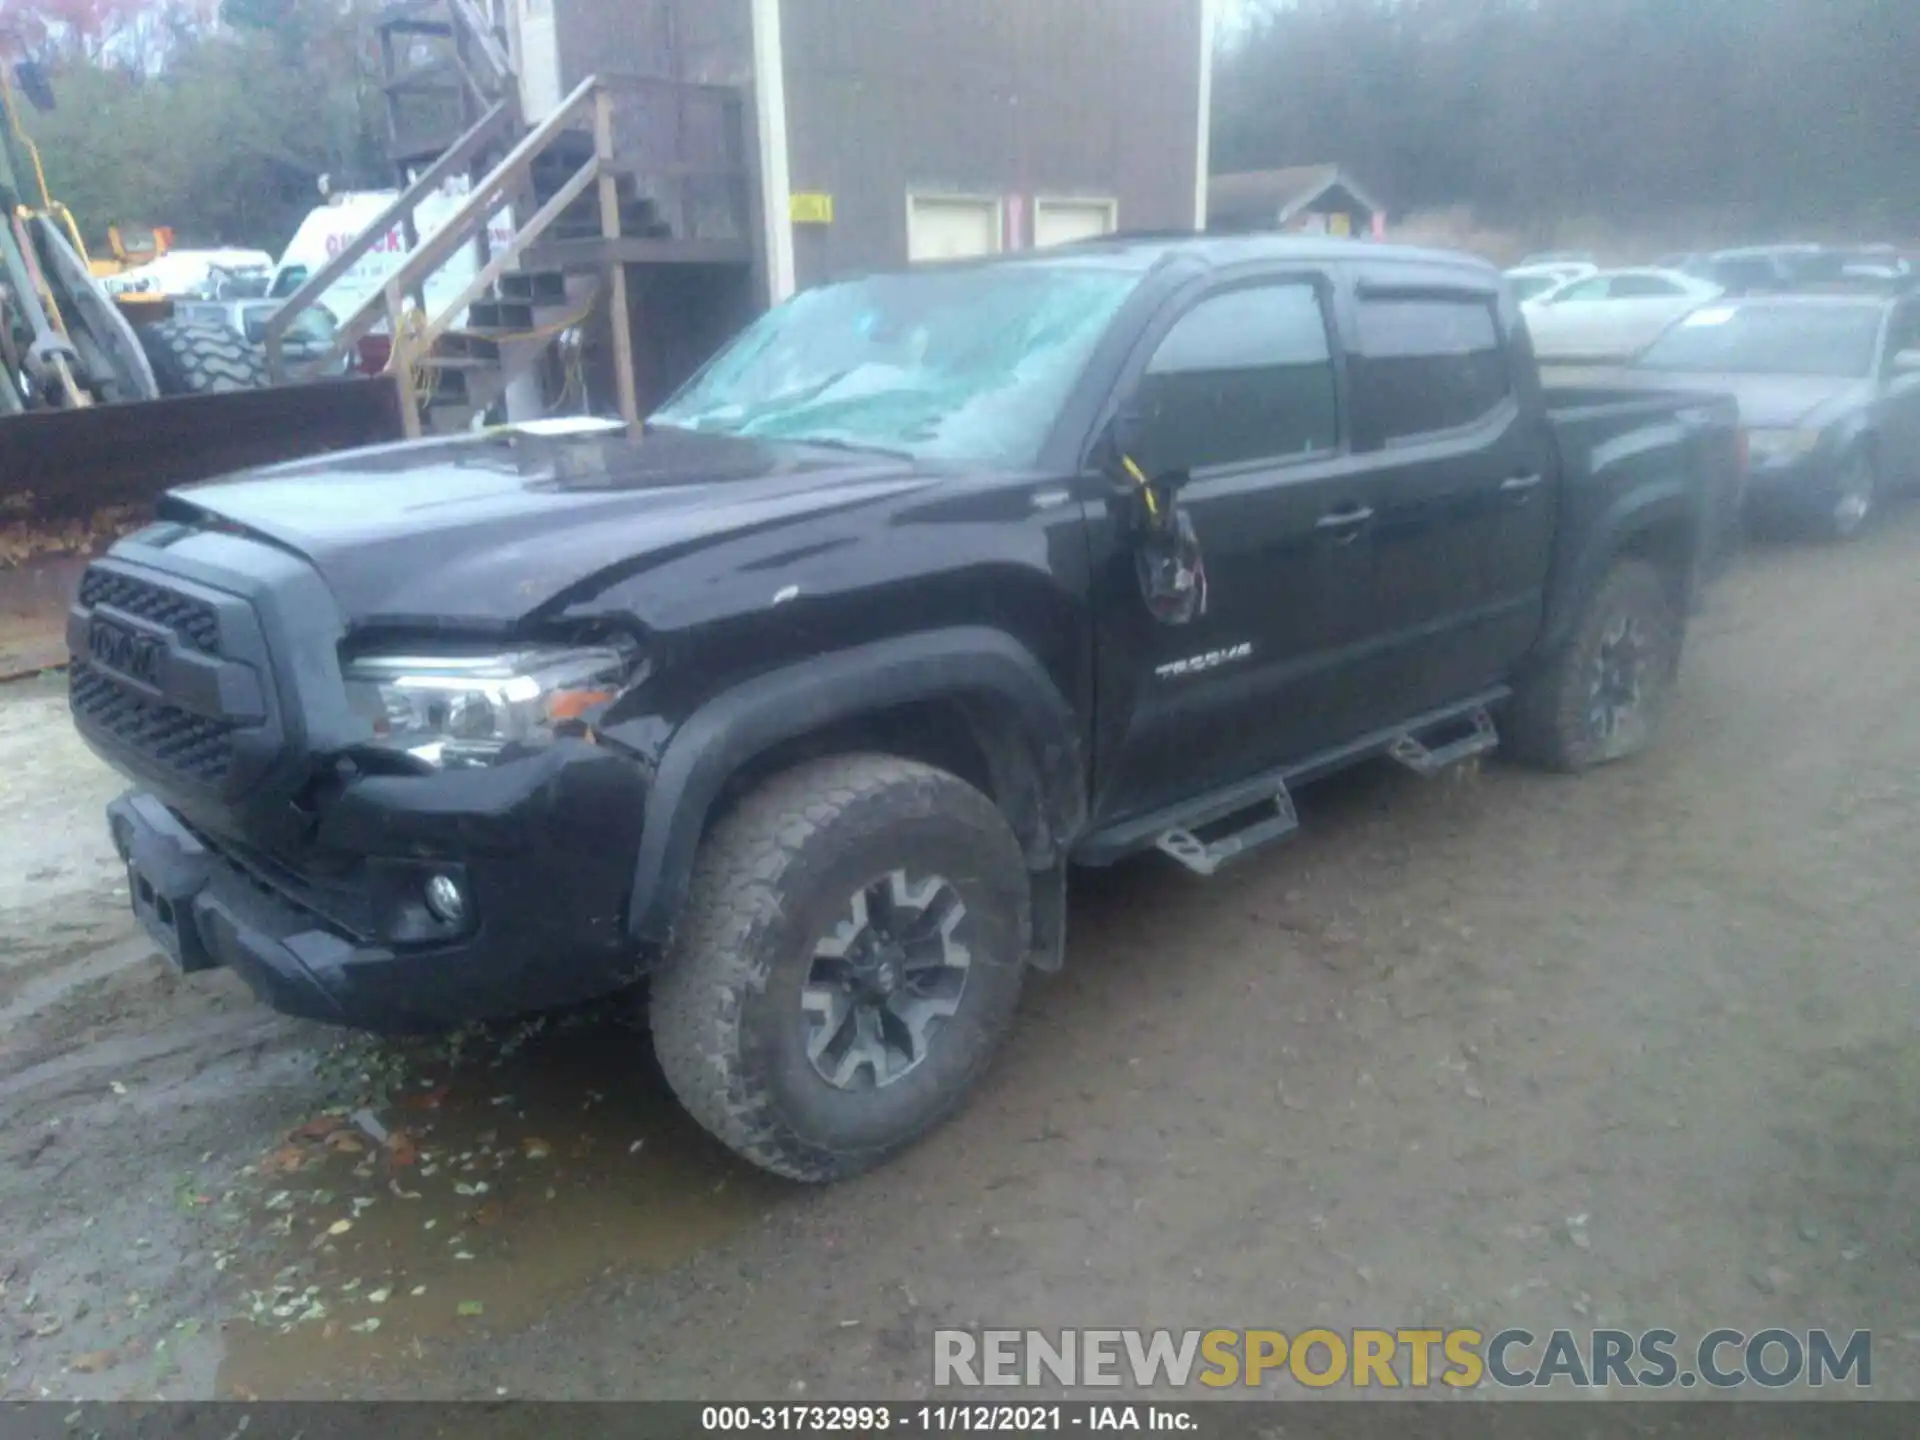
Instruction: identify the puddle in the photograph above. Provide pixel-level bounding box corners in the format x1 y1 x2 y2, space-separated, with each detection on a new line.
214 1005 785 1397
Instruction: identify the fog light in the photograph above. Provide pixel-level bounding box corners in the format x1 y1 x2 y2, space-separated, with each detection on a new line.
424 874 467 925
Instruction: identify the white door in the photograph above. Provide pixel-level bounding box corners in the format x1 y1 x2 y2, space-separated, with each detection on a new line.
1034 199 1117 249
907 196 1001 263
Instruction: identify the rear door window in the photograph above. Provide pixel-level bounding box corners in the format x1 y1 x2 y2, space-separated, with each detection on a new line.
1352 295 1512 445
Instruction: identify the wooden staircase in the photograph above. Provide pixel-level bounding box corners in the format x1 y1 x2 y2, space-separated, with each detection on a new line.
264 0 751 439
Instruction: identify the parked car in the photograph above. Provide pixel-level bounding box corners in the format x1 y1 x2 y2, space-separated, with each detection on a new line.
67 236 1743 1182
1521 268 1724 363
1666 244 1914 297
1517 249 1598 269
1506 261 1599 302
1626 291 1920 539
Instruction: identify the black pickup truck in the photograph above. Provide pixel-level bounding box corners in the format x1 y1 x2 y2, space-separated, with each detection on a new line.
67 237 1741 1181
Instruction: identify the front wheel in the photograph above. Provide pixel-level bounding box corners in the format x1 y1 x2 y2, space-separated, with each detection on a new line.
1508 558 1680 774
1820 448 1877 541
649 754 1030 1182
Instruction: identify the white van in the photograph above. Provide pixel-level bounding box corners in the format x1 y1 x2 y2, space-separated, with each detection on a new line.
267 185 516 355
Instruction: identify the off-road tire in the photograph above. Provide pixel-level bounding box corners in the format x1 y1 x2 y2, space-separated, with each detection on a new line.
138 319 269 396
649 754 1030 1183
1507 558 1679 774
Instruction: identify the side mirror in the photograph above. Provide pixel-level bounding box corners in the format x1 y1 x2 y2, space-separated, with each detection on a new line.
1101 400 1189 502
1892 349 1920 376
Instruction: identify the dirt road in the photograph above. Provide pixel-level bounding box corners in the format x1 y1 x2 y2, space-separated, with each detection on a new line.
4 512 1919 1401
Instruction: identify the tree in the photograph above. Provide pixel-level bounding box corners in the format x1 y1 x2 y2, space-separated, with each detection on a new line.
1212 0 1920 246
4 0 386 249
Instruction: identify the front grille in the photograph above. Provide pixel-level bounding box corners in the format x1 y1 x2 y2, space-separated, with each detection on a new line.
71 662 236 782
78 569 220 654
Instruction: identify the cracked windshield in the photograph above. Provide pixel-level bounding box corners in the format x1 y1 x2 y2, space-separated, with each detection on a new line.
0 0 1915 1423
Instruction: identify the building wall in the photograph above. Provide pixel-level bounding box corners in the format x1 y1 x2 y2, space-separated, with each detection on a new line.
780 0 1205 287
547 0 1206 291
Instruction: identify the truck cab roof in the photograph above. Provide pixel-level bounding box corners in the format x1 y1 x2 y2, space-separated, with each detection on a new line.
896 232 1501 285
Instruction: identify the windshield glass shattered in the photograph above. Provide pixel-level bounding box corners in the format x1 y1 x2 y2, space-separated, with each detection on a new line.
651 263 1142 466
1635 303 1882 378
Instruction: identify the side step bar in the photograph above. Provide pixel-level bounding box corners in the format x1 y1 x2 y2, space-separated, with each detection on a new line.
1155 788 1300 877
1388 706 1499 777
1080 690 1510 877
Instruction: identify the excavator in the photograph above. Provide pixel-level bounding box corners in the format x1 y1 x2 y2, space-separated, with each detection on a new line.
0 48 405 675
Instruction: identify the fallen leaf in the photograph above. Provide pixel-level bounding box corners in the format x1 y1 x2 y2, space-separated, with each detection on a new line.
522 1138 551 1160
367 1287 391 1305
288 1116 345 1143
110 1082 128 1096
326 1134 366 1155
386 1133 419 1167
389 1180 423 1200
69 1351 116 1374
327 1219 353 1236
456 1301 484 1317
397 1087 449 1113
31 1318 63 1338
230 1384 259 1401
349 1318 381 1334
410 1285 427 1297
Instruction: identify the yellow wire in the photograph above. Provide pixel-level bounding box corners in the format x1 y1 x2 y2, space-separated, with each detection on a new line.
400 288 602 424
1121 454 1160 521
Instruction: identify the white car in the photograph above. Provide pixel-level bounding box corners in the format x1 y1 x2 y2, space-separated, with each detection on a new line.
1505 261 1599 303
1521 268 1724 363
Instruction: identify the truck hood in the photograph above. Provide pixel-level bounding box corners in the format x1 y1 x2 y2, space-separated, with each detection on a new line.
1624 370 1871 429
158 425 939 626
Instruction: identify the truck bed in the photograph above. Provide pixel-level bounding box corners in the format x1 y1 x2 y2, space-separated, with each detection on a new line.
1544 380 1746 590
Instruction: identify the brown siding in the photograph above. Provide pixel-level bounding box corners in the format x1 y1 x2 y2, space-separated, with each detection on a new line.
781 0 1203 287
546 0 1203 288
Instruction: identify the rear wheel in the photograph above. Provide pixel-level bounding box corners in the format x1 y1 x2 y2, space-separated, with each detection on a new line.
137 319 268 396
649 754 1030 1182
1508 558 1680 773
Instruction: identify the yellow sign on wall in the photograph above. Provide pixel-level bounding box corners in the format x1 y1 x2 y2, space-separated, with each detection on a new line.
791 192 835 225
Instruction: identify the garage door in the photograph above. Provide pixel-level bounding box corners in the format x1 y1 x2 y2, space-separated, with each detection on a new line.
1035 199 1117 249
907 196 1002 263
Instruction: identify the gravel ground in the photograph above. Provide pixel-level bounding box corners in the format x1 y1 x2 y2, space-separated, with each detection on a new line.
2 510 1918 1402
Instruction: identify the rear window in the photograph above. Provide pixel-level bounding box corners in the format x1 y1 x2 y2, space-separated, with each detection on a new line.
1352 297 1511 444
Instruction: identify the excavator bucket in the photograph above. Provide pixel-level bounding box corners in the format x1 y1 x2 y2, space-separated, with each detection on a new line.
0 375 407 678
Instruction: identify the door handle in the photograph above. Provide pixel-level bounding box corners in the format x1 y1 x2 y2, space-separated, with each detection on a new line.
1315 504 1375 533
1501 473 1544 498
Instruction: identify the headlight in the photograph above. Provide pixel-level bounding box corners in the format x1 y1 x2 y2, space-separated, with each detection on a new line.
1744 427 1822 463
344 645 628 769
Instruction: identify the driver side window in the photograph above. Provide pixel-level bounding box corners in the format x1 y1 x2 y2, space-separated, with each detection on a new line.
1128 283 1339 476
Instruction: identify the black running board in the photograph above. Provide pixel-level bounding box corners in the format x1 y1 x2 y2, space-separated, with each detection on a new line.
1075 688 1509 872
